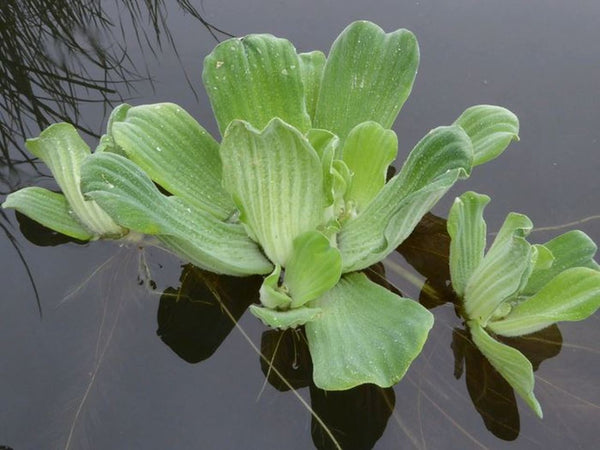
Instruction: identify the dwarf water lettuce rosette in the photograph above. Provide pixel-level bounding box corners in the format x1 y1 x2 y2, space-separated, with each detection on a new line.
447 191 600 417
3 21 522 391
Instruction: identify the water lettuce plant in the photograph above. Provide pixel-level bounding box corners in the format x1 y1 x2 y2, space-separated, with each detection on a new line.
3 21 521 390
447 191 600 417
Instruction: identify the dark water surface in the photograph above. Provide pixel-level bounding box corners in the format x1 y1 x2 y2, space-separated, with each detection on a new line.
1 1 599 449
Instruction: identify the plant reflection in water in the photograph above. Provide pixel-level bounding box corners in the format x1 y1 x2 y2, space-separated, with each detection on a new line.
0 0 231 169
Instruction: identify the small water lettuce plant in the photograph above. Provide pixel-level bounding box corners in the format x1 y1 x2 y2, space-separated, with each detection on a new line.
447 191 600 417
3 21 521 391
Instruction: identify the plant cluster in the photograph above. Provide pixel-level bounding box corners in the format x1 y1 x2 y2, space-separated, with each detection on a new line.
447 191 600 417
3 21 599 403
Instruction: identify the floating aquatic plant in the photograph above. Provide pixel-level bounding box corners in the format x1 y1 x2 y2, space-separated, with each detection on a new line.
3 21 521 390
447 191 600 417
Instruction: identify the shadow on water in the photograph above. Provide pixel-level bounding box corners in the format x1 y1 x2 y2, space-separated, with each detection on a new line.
157 265 262 363
451 326 562 441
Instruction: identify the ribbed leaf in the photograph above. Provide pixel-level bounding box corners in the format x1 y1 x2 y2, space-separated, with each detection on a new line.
220 119 326 266
107 103 234 219
249 304 322 329
81 152 272 276
342 121 398 211
299 51 326 121
25 123 122 236
3 187 93 241
529 244 555 274
463 213 533 324
330 159 353 218
469 323 542 418
307 128 340 160
488 267 600 337
314 21 419 140
307 128 341 208
259 265 292 309
454 105 520 166
447 191 490 297
284 231 342 308
339 125 473 272
306 272 433 390
522 230 599 295
515 244 554 296
203 34 310 134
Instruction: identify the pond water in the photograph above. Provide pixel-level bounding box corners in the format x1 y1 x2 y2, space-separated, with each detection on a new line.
1 1 599 449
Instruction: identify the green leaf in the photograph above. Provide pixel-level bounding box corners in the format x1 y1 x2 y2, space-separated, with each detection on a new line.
342 121 398 211
447 191 490 297
314 21 419 141
203 34 311 135
307 128 340 160
284 231 342 308
488 267 600 337
95 134 123 155
2 187 93 241
25 123 122 237
469 323 542 418
463 213 533 324
330 159 353 217
338 125 473 272
454 105 520 166
249 304 322 329
81 152 272 276
299 51 326 121
259 265 292 309
306 128 342 209
522 230 599 295
220 119 326 266
306 272 433 390
515 244 554 296
107 103 234 220
530 244 555 272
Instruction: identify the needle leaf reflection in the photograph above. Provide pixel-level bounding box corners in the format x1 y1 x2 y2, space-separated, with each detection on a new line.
0 0 231 165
